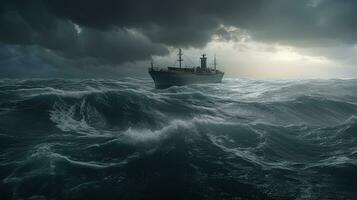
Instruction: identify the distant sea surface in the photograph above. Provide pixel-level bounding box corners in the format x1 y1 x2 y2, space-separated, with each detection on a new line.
1 78 357 200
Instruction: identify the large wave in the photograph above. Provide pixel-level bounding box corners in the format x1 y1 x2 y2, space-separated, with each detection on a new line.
0 78 357 199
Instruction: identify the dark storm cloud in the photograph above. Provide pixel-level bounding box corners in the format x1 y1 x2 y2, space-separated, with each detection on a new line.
44 0 265 47
0 0 266 49
1 0 357 77
0 0 168 64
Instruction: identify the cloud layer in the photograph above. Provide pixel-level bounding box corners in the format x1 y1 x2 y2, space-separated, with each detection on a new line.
1 0 357 77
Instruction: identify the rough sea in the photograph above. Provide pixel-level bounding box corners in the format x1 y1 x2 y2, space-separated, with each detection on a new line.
0 78 357 200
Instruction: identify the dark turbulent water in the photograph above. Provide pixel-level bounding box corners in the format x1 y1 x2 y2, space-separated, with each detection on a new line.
1 78 357 200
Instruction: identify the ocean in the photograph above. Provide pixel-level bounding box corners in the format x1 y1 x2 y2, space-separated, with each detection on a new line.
0 78 357 199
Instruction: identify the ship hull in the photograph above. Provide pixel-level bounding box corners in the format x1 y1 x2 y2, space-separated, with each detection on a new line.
149 70 224 89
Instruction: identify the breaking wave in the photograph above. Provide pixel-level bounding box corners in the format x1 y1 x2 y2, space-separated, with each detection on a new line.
0 78 357 199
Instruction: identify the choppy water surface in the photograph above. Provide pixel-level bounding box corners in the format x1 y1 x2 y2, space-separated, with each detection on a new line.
0 78 357 199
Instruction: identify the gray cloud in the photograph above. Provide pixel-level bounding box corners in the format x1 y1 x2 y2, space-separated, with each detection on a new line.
247 0 357 46
0 0 357 77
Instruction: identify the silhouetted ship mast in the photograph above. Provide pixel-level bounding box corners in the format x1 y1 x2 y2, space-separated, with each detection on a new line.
178 48 183 69
149 49 224 89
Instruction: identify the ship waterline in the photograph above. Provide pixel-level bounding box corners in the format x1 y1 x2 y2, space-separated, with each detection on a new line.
148 49 224 88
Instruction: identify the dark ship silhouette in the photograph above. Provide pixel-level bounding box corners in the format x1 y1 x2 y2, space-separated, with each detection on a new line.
149 49 224 89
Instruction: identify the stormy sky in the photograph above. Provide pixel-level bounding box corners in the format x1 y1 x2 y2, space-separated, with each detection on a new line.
1 0 357 78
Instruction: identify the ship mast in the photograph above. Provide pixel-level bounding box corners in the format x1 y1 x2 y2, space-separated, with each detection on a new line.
178 48 183 68
214 54 217 70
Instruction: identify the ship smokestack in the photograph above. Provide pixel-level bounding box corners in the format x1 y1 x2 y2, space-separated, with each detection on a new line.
200 54 207 69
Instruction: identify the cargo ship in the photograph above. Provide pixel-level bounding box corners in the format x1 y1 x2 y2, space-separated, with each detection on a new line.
148 49 224 89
